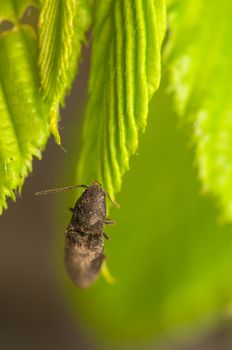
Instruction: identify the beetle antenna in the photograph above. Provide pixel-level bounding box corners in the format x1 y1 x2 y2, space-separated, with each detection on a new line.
35 184 88 196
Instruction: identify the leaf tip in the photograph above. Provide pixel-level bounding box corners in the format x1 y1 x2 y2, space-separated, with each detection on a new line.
49 105 61 145
101 261 116 285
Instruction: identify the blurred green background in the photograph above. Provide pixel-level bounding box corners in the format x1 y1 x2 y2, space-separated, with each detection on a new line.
54 70 232 347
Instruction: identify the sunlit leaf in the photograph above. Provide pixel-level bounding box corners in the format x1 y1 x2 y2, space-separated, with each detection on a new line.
0 26 49 213
67 0 91 95
165 0 232 221
38 0 90 143
78 0 166 198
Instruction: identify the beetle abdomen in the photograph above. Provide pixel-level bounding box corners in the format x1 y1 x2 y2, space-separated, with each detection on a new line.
64 231 105 288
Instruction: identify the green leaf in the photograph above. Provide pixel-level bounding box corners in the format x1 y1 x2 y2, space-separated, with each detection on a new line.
38 0 91 144
67 0 91 96
78 0 166 198
0 26 49 214
0 0 38 23
165 0 232 221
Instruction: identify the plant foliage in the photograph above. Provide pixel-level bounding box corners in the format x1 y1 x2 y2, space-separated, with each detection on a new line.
78 0 166 198
1 1 232 226
0 2 49 213
38 0 90 143
0 0 90 213
166 0 232 221
2 0 232 345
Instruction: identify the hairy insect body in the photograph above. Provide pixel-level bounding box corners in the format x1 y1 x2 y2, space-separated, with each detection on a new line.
69 183 106 235
64 231 104 289
64 182 107 288
36 181 116 289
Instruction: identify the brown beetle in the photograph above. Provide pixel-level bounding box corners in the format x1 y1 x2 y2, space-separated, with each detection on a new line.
36 182 117 288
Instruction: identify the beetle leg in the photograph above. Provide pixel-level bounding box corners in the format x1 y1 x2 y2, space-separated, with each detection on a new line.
69 207 74 212
103 232 110 240
104 218 115 225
